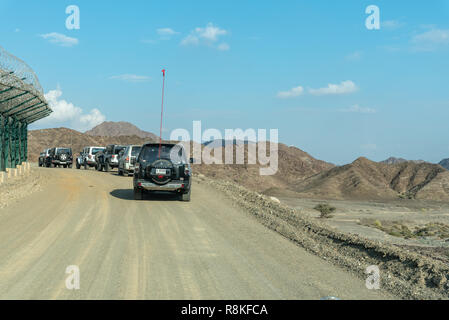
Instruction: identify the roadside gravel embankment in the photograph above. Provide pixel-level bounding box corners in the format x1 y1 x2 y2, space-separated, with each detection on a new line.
196 173 449 300
0 165 49 209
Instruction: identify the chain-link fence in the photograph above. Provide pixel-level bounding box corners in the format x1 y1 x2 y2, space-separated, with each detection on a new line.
0 46 51 170
0 45 44 94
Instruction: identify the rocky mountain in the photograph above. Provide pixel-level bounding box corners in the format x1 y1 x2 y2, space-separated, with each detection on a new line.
380 157 408 164
294 157 449 201
439 159 449 170
85 121 158 141
380 157 426 165
192 142 335 194
28 128 147 161
29 124 449 202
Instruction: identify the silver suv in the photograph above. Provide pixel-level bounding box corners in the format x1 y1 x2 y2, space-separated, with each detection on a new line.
38 149 50 167
118 145 142 176
76 146 105 170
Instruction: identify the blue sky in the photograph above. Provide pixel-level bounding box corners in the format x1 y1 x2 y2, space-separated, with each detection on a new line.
1 0 448 164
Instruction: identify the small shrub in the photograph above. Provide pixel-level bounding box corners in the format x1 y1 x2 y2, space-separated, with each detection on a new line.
374 220 382 228
314 204 336 219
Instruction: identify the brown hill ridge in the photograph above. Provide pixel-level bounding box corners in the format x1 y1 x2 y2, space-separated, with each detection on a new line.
28 126 449 202
192 143 335 193
85 121 159 141
380 157 426 164
28 127 148 161
294 157 449 201
28 127 335 194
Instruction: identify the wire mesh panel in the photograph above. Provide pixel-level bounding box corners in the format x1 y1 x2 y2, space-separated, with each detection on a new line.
0 46 44 93
0 45 51 124
0 46 51 170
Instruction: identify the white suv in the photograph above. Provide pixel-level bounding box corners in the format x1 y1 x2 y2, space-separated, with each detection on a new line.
118 145 142 176
77 146 105 170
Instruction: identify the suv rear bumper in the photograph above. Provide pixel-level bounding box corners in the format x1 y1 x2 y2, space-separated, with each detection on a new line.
124 163 135 171
52 160 73 165
134 179 189 192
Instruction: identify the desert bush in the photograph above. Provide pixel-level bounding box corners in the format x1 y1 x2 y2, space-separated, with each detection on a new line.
314 204 336 219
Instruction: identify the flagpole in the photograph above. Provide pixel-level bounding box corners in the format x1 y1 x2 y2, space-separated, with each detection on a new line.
159 69 166 158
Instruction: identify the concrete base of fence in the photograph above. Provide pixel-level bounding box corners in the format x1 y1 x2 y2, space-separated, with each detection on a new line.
1 162 31 184
6 168 17 178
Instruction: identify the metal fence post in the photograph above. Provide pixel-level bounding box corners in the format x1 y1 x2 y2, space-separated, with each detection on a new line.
5 117 10 168
14 118 20 167
0 115 4 171
10 117 16 167
24 123 28 162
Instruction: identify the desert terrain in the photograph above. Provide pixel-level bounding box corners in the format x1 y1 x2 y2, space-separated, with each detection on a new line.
13 122 448 299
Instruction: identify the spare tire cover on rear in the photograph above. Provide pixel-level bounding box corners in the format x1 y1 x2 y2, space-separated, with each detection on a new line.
59 153 68 161
147 159 174 185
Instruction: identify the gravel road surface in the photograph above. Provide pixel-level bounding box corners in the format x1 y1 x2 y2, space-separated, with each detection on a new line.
0 168 394 299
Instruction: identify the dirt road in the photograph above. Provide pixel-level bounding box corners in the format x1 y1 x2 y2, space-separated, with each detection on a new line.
0 168 394 299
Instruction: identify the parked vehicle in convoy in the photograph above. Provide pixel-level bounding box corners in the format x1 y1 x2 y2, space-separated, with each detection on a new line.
76 146 105 170
38 149 50 167
133 143 192 201
75 152 83 170
46 147 73 168
118 145 142 176
96 144 125 172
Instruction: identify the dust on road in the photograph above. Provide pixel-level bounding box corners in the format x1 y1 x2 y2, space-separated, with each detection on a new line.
0 168 393 299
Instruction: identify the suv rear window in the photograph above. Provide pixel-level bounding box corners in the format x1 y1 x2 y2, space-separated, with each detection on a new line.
92 148 104 155
131 146 142 157
140 145 186 164
57 148 71 154
114 147 125 154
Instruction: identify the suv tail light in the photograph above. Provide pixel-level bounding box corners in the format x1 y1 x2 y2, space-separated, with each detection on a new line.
126 157 130 163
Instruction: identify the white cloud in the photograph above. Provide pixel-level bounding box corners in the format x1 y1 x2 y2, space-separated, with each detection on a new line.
181 23 229 50
277 86 304 99
339 104 376 114
156 28 180 41
309 80 358 96
157 28 179 36
37 88 105 131
382 20 405 30
44 89 81 122
40 32 79 47
181 34 200 46
109 74 150 82
79 108 105 130
14 28 20 33
196 23 227 41
412 28 449 51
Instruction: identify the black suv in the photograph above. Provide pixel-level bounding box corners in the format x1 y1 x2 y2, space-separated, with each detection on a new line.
46 147 73 168
96 144 125 172
133 143 192 201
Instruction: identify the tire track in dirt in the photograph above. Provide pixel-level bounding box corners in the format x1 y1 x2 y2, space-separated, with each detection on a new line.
0 168 394 299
